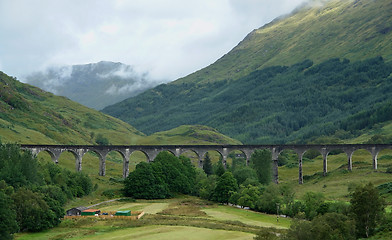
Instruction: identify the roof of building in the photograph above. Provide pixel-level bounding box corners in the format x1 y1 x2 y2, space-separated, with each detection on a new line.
82 209 100 212
76 207 88 211
66 206 88 212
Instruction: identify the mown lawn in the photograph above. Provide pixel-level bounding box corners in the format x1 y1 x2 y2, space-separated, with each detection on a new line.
74 225 255 240
203 205 290 229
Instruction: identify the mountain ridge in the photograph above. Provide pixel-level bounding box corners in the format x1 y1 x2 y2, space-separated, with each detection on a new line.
174 0 392 85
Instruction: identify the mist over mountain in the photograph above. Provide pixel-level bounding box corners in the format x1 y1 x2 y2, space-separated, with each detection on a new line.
24 61 163 110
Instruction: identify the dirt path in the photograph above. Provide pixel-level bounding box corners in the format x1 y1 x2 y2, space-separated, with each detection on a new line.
87 198 120 208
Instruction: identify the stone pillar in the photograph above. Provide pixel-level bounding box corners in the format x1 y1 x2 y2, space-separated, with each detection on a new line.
271 147 280 184
321 148 328 176
195 150 206 169
198 155 204 168
371 147 379 170
344 149 354 171
123 149 131 178
298 155 303 184
296 150 305 185
76 149 84 172
222 148 228 168
31 148 39 156
99 153 106 176
175 148 181 158
243 149 254 166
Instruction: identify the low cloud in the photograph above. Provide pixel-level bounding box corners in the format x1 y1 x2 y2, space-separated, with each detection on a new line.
98 64 138 79
0 0 308 82
104 80 160 95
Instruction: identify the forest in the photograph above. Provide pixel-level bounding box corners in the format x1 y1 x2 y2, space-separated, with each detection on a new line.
103 57 392 144
0 143 92 239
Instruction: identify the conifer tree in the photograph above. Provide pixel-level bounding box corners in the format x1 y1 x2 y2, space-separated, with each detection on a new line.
203 152 213 176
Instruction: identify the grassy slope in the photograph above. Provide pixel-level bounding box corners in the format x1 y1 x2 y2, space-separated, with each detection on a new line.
141 125 242 145
175 0 392 84
0 71 143 145
0 71 240 146
279 149 392 202
347 121 392 144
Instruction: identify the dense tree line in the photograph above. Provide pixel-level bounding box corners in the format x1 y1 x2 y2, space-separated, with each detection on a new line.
123 152 196 199
103 57 392 144
0 143 93 239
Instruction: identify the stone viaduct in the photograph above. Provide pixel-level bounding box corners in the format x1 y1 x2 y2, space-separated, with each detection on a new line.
20 144 392 184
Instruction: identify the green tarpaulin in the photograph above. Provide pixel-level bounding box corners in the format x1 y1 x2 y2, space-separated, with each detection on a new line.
115 210 131 216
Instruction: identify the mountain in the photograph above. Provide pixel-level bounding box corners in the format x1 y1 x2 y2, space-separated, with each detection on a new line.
102 0 392 144
24 61 162 110
175 0 392 84
0 71 239 145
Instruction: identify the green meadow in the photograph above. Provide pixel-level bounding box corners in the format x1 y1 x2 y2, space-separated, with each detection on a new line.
15 196 288 240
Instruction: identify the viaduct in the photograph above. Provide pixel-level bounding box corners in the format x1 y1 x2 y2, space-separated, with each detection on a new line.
21 144 392 184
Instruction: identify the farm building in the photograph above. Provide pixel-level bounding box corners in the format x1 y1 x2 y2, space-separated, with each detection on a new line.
115 210 131 216
66 207 88 216
81 209 101 216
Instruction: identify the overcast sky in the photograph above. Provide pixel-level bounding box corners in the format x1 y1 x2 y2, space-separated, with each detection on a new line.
0 0 307 82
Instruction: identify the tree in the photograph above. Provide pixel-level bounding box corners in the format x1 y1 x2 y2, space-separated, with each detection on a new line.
280 184 296 217
95 133 109 145
284 213 356 240
213 172 238 203
235 185 261 209
153 152 194 194
198 174 217 200
301 191 325 220
350 183 385 238
203 152 213 175
11 188 58 232
256 184 281 214
0 191 18 239
233 166 258 186
123 162 170 199
0 143 41 188
251 150 272 185
215 160 226 177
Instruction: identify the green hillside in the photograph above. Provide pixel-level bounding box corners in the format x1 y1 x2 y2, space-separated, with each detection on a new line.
175 0 392 84
0 71 239 145
103 57 392 143
141 125 242 145
0 71 144 145
102 0 392 144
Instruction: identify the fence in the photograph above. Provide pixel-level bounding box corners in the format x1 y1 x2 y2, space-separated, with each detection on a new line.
64 211 144 220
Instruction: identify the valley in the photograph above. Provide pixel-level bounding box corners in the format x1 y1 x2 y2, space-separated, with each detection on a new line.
1 0 392 239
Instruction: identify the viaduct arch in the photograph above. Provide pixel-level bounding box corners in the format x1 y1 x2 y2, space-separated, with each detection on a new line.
21 144 392 184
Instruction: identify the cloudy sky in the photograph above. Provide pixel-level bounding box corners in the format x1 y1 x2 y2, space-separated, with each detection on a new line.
0 0 307 82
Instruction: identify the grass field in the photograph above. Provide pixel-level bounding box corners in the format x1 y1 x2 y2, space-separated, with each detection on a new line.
15 197 281 240
203 206 290 229
74 225 255 240
16 225 254 240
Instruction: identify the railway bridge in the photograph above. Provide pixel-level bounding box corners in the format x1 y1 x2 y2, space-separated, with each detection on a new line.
21 144 392 184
